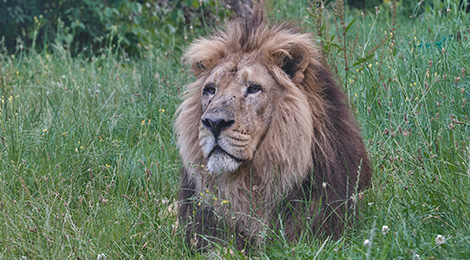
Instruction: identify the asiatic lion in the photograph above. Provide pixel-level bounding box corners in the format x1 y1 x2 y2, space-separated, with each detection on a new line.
175 7 372 253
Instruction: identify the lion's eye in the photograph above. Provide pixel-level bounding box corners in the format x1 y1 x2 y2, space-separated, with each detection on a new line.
247 83 262 95
203 83 216 95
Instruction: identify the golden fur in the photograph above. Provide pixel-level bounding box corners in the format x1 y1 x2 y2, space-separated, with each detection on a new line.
175 7 371 253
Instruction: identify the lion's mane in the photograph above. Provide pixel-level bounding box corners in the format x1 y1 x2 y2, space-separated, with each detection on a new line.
175 8 372 253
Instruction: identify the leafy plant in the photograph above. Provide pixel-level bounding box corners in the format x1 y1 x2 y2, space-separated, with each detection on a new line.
0 0 232 56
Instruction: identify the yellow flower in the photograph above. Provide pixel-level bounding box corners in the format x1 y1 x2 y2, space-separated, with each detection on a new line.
81 68 85 72
141 120 146 125
43 129 48 132
159 108 165 113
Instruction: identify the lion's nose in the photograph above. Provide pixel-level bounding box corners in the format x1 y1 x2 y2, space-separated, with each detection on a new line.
202 117 235 138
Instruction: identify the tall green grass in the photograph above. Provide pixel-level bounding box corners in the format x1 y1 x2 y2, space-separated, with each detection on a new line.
0 47 187 258
1 0 469 259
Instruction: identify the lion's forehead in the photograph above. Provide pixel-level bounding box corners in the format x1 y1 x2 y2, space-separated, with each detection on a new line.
206 54 271 85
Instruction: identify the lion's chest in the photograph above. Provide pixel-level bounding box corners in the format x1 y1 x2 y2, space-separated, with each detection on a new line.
194 169 271 232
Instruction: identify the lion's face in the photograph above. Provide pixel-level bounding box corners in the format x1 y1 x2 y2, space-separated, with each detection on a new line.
199 54 281 173
176 20 319 179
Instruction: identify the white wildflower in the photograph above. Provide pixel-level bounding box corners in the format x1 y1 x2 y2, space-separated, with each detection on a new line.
382 225 390 235
435 234 446 245
97 253 107 260
363 239 371 247
350 195 356 203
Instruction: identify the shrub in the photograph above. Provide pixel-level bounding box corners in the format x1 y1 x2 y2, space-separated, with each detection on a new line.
0 0 231 56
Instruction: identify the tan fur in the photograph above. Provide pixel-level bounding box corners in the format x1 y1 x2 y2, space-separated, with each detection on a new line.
175 7 371 252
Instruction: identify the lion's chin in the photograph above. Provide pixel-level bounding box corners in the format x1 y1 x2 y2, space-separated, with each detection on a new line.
206 148 242 174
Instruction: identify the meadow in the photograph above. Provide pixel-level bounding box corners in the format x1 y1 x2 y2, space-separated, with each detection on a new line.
0 0 469 259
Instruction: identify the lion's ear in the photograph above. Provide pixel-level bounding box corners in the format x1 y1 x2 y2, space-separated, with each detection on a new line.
275 44 310 84
186 39 225 77
191 61 207 77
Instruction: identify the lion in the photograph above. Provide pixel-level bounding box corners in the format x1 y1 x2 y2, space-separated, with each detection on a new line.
174 6 372 253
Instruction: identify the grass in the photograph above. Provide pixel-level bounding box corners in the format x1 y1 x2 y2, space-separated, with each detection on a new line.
1 0 469 259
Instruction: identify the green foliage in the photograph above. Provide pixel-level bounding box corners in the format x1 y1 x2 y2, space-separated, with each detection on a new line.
0 0 231 56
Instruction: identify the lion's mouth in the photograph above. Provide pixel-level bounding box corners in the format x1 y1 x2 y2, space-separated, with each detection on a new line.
205 145 244 173
208 146 244 163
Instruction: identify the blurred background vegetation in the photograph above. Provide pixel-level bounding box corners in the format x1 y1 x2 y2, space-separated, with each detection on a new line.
2 0 467 57
0 0 232 56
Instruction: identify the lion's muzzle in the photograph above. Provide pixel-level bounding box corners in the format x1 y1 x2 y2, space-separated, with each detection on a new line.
200 108 247 173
